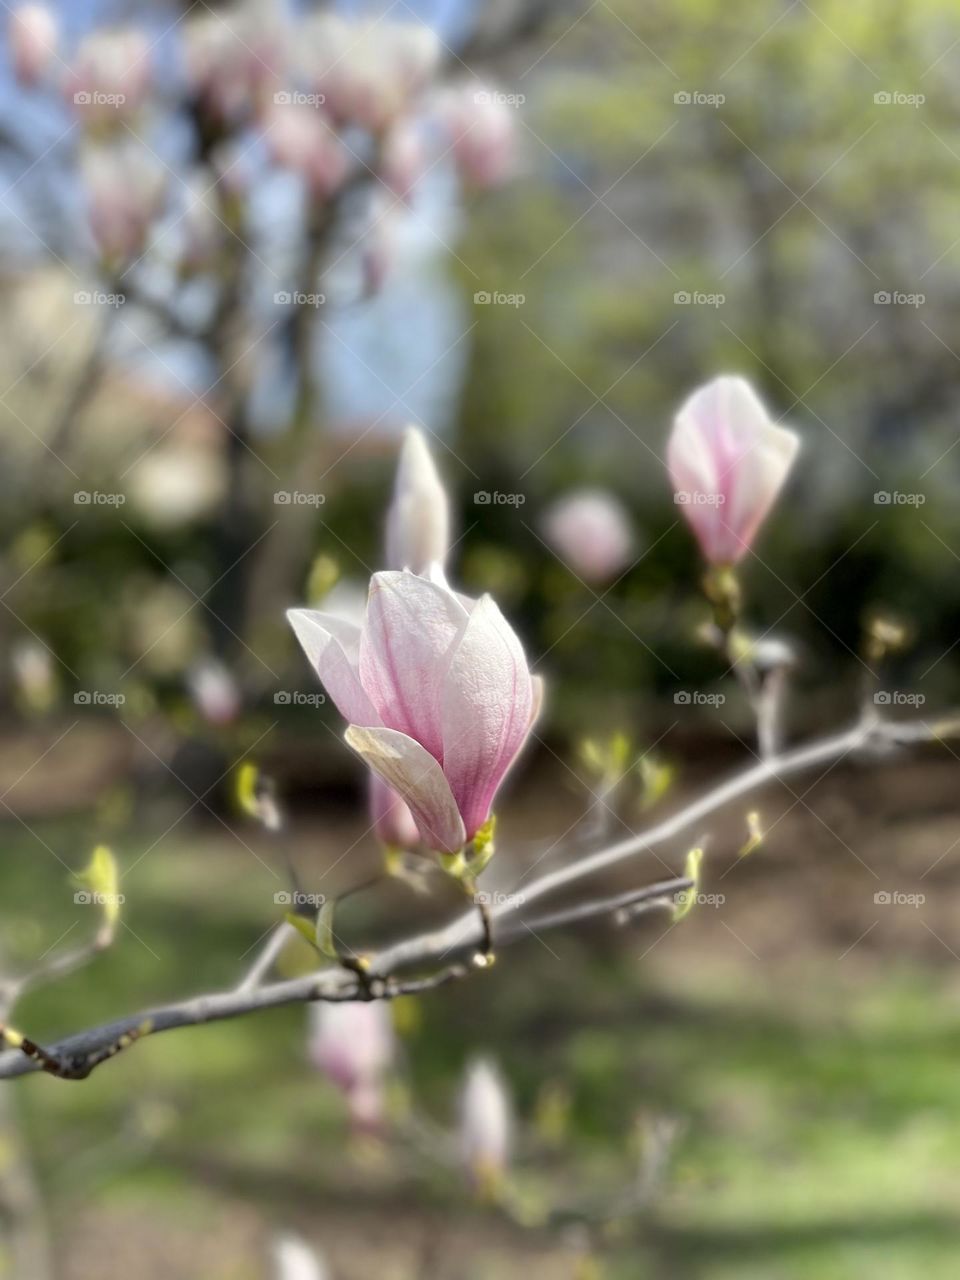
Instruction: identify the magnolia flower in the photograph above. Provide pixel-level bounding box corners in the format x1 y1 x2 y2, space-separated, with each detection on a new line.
82 142 166 264
370 772 419 851
668 375 800 566
9 5 57 89
308 1000 394 1131
460 1057 511 1192
182 10 279 128
288 571 540 854
298 15 439 133
543 489 634 583
442 87 516 189
385 427 450 575
271 1233 328 1280
382 120 425 203
186 657 241 726
265 102 349 200
66 29 151 123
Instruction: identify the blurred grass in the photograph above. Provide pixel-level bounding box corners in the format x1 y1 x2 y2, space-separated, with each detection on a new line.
4 806 960 1279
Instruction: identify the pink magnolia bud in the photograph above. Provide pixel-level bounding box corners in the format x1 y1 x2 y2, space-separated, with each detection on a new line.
265 102 348 200
370 772 419 851
543 489 634 583
82 142 165 264
385 426 449 575
443 87 516 189
66 29 151 125
182 11 280 128
288 571 542 854
186 657 241 726
382 120 425 203
299 16 439 133
308 1000 394 1131
9 5 57 89
668 375 800 566
460 1057 511 1193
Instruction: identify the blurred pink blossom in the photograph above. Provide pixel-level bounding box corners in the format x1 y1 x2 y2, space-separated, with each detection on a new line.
187 657 241 726
9 5 58 89
668 375 800 566
543 488 634 583
460 1057 512 1192
265 102 349 199
82 142 165 264
288 571 541 854
183 11 280 128
308 1000 394 1131
66 29 151 124
442 86 516 189
298 15 439 133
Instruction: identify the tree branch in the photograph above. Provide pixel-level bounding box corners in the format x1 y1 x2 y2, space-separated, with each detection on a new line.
0 710 953 1082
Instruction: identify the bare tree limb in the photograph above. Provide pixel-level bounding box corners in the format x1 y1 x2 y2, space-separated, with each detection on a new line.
0 710 953 1082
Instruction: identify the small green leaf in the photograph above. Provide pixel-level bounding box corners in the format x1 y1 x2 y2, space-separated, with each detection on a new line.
672 846 704 923
315 898 337 960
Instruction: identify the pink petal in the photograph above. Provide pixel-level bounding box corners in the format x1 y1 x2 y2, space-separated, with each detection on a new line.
286 608 380 725
439 595 533 840
358 571 469 758
344 724 466 853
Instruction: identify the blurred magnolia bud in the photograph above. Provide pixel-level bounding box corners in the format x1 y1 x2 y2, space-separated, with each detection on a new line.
299 15 439 133
442 86 516 189
385 426 450 574
11 639 56 714
9 5 57 89
460 1057 511 1195
265 102 348 200
272 1233 328 1280
543 489 634 583
370 772 420 851
66 29 151 126
308 1000 394 1131
183 10 279 129
668 375 800 566
186 657 241 726
82 141 166 264
382 119 425 203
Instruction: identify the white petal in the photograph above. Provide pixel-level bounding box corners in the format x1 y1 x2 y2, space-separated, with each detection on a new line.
344 724 466 853
286 608 379 725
